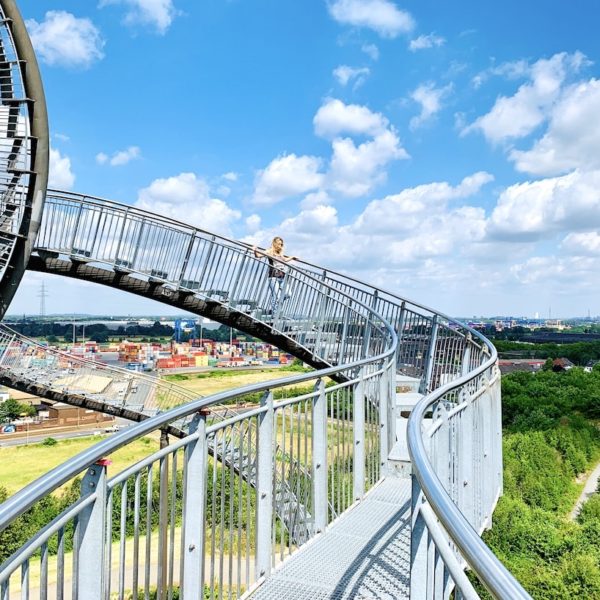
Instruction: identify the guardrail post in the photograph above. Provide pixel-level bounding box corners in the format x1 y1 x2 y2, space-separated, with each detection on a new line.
256 391 274 578
312 378 328 532
458 400 474 529
410 477 429 600
419 315 439 394
353 368 365 501
157 430 170 599
77 458 110 598
379 367 390 475
182 411 208 599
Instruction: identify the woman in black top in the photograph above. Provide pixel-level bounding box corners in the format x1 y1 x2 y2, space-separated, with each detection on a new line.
254 237 296 315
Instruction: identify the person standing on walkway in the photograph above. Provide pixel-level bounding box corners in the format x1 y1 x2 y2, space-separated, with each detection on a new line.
253 237 296 315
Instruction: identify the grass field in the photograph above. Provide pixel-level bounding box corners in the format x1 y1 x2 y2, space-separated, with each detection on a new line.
0 368 306 495
162 368 301 397
0 435 161 495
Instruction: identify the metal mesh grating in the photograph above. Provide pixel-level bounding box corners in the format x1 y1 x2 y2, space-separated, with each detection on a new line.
251 478 411 600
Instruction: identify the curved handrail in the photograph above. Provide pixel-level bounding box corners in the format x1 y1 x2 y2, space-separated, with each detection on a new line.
408 350 531 598
0 0 49 318
0 336 396 529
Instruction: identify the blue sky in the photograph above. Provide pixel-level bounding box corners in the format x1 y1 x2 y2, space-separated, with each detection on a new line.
10 0 600 318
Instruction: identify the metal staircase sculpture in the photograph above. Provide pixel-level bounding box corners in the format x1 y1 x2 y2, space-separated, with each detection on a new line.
0 1 532 599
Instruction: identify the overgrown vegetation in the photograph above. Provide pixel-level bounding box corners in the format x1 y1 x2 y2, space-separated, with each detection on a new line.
493 338 600 365
481 367 600 598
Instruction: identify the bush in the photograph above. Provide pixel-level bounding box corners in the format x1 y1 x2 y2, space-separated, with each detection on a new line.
41 437 58 446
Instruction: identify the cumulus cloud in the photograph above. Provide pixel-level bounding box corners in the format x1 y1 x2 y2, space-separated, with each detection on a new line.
301 190 333 210
49 148 75 189
251 172 493 280
410 82 452 130
487 170 600 241
561 231 600 256
510 255 596 286
314 98 388 138
245 214 261 233
510 79 600 176
136 172 240 234
333 65 370 88
463 52 588 144
96 146 141 166
98 0 178 34
361 43 379 60
353 172 493 234
222 171 238 182
26 11 104 68
409 33 445 52
328 130 408 197
328 0 415 38
472 59 530 89
252 154 324 206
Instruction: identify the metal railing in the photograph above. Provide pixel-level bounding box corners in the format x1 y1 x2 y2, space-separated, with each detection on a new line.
0 335 396 599
20 189 533 598
0 0 49 318
0 323 199 421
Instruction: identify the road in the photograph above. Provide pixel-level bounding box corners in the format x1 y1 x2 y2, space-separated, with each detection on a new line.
0 418 131 447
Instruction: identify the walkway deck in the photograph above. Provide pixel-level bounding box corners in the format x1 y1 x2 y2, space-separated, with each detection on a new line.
250 477 411 600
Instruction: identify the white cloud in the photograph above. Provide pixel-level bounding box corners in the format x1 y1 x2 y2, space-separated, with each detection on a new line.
54 133 70 142
98 0 178 34
409 33 445 52
510 79 600 176
510 255 596 286
97 146 141 166
222 172 238 182
245 214 261 233
472 59 530 89
136 172 240 234
328 130 409 197
314 98 388 138
252 154 324 206
49 148 75 189
26 11 104 68
353 172 493 234
333 65 370 88
487 169 600 241
410 82 452 130
301 191 333 210
561 232 600 256
328 0 415 38
361 43 379 61
252 172 493 279
463 52 588 144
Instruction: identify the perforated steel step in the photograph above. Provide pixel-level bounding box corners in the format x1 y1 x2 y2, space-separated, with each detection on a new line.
249 478 411 600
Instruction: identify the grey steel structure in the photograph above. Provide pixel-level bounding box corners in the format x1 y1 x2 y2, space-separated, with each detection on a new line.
0 2 532 599
0 0 48 317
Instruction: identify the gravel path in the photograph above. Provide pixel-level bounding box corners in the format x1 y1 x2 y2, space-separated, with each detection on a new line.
569 460 600 521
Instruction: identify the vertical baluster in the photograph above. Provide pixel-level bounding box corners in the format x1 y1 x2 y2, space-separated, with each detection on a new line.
256 391 274 578
353 368 365 501
77 459 110 597
182 412 208 598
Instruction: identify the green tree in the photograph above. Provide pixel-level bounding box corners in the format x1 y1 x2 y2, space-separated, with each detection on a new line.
0 398 35 423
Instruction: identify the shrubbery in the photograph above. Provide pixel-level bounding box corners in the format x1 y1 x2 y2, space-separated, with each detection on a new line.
480 368 600 598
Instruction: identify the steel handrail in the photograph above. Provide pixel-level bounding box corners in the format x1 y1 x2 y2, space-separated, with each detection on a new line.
407 346 531 599
0 320 396 530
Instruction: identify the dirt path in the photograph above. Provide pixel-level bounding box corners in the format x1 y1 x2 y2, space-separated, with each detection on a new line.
569 460 600 520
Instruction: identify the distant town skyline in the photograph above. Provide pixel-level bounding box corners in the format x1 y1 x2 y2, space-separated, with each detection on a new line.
10 0 600 317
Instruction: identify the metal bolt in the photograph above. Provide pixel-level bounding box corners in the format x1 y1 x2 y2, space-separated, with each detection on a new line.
89 469 96 476
89 482 95 488
261 492 266 498
463 480 468 486
188 544 195 551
